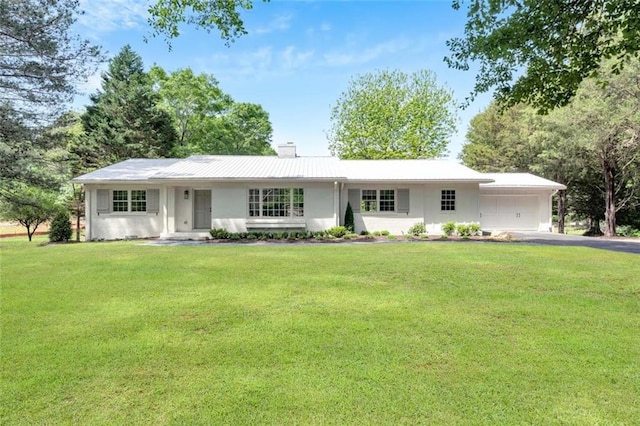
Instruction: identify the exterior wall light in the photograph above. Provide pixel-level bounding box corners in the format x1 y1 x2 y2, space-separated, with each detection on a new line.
184 190 189 200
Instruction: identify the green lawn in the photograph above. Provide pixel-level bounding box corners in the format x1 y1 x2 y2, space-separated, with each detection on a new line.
2 238 639 425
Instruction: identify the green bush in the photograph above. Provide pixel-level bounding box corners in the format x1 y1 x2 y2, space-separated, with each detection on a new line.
371 231 381 236
456 223 471 237
327 226 348 238
469 223 481 236
210 228 230 239
344 202 354 232
49 211 72 242
407 222 426 236
380 230 390 236
360 230 369 236
617 225 640 237
442 221 456 236
419 233 429 239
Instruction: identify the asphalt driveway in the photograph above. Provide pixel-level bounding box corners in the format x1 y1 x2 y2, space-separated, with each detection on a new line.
512 232 640 255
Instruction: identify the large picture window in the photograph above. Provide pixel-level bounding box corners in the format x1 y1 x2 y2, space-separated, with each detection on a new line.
361 189 395 213
441 190 456 211
248 188 304 217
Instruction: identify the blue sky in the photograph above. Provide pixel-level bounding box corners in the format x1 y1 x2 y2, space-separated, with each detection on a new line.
73 0 492 158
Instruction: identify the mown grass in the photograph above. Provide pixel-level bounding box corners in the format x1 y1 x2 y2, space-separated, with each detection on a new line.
2 238 639 425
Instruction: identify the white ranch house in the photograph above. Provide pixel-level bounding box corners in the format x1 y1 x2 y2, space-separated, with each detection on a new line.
72 144 565 240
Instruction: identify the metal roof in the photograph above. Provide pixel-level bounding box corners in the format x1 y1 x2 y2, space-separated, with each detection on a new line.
480 173 566 189
71 159 180 183
150 155 344 180
71 156 563 189
341 159 494 182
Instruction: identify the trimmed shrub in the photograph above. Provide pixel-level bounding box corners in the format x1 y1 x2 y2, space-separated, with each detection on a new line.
360 230 370 236
442 221 456 236
456 223 471 237
210 228 230 239
469 223 481 236
49 211 72 242
327 226 348 238
371 231 381 236
380 230 390 236
345 202 355 232
407 222 426 236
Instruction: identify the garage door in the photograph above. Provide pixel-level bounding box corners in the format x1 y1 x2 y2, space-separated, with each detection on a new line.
480 195 540 231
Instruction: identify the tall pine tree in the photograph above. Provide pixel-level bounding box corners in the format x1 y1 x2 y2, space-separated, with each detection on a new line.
82 46 177 165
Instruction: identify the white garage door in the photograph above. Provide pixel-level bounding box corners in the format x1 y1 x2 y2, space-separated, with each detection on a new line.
480 195 540 231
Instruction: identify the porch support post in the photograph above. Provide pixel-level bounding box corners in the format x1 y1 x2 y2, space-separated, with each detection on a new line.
333 181 340 226
167 187 176 233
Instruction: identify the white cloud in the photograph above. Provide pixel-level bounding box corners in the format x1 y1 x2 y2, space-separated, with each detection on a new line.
254 13 293 35
76 0 149 34
281 46 315 70
320 22 332 32
322 38 412 67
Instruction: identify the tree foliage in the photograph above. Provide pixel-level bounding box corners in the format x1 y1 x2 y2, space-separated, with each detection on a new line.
81 46 177 165
221 102 274 155
0 0 102 120
328 69 457 159
147 0 267 46
0 184 60 241
151 66 274 156
446 0 640 112
150 66 231 154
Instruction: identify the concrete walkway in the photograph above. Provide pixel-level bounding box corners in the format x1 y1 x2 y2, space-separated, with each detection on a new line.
512 232 640 255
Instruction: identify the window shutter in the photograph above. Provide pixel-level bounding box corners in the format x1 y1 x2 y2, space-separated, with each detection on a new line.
97 189 110 214
147 189 160 214
348 189 360 213
397 188 410 213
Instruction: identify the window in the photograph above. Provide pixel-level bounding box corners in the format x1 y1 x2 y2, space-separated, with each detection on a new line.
248 188 304 217
112 190 128 212
131 190 146 212
361 189 395 213
249 189 260 217
441 190 456 211
379 190 395 212
111 190 150 213
361 190 377 212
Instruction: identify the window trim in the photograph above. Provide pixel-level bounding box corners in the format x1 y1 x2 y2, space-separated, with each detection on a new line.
247 187 305 218
360 189 397 214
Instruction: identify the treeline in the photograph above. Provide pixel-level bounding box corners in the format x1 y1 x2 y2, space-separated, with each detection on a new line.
1 43 274 240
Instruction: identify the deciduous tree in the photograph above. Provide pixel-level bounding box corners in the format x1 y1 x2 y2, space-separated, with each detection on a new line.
328 69 457 159
150 66 231 156
446 0 640 112
0 184 60 241
147 0 267 46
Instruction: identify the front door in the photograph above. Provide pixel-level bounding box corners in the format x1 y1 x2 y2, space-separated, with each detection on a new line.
194 190 212 229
